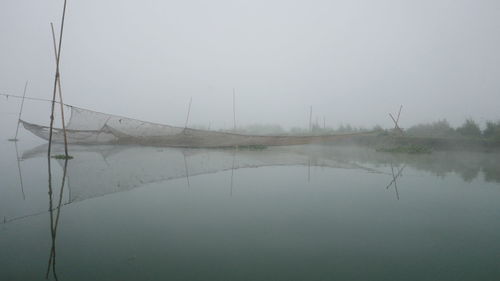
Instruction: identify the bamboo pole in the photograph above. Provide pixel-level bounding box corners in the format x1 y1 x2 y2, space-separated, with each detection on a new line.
388 105 404 136
396 105 403 123
48 0 68 159
10 81 29 141
51 22 69 157
232 88 236 131
184 97 192 130
389 113 403 135
309 106 312 132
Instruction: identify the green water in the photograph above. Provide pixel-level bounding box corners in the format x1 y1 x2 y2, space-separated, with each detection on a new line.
1 142 499 281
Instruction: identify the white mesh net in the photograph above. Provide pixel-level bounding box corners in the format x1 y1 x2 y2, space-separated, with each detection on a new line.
21 105 369 147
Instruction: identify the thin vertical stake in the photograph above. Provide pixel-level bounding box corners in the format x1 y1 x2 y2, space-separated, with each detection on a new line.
51 23 69 157
13 81 29 140
309 106 312 132
48 0 68 159
184 97 192 129
233 88 236 131
396 105 403 123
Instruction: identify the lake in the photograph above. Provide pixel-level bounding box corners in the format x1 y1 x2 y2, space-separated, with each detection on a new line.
1 137 499 281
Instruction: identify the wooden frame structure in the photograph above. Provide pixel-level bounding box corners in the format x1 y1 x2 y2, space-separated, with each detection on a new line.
389 105 404 135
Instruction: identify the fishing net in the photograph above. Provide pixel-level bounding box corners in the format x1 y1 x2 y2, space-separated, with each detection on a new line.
22 105 187 145
21 105 371 147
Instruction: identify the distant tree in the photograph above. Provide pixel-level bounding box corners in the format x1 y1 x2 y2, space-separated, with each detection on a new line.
311 123 322 133
371 125 389 136
456 119 482 137
406 119 456 138
337 124 355 133
290 127 308 135
483 121 500 140
242 124 285 135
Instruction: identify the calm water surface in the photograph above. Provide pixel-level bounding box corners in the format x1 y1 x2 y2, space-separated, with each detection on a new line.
1 138 499 281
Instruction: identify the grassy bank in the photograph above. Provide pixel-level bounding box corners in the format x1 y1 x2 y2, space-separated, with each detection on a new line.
326 134 500 153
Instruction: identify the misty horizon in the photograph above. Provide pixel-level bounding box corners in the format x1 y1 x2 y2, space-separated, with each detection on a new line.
1 0 499 130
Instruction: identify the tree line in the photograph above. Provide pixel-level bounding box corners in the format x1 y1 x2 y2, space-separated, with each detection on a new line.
405 119 500 140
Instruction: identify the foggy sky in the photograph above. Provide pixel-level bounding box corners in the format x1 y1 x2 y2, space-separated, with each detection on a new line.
1 0 500 129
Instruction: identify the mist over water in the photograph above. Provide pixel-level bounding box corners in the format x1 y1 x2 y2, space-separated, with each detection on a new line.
1 1 500 281
1 138 500 281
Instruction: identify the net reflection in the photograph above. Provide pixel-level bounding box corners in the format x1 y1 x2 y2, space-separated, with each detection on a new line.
23 144 371 204
5 144 499 227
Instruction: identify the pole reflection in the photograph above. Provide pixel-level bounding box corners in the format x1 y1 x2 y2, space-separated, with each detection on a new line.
385 163 406 200
46 157 69 281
